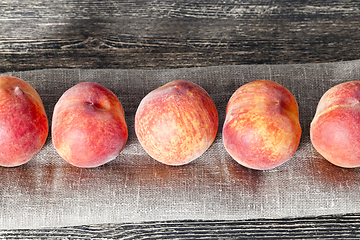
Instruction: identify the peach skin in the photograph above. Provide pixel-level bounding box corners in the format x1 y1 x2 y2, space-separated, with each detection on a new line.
0 75 48 167
135 80 218 166
310 81 360 168
223 80 301 170
52 82 128 168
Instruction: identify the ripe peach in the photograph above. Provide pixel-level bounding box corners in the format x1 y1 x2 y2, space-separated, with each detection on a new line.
0 76 48 167
223 80 301 170
310 81 360 168
135 80 218 165
52 82 128 168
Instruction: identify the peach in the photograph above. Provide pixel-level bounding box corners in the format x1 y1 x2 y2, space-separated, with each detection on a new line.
135 80 218 165
52 82 128 168
223 80 301 170
0 76 48 167
310 81 360 168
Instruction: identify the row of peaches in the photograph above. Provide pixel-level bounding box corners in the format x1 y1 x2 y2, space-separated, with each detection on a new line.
0 75 359 170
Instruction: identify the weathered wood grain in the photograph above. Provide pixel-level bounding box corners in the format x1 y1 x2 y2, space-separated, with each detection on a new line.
1 213 360 239
1 0 360 72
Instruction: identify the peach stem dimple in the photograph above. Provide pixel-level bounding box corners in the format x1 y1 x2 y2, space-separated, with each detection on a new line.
85 101 103 109
14 86 23 95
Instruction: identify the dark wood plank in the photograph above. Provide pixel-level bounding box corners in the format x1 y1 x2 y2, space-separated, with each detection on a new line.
1 0 360 72
1 213 360 239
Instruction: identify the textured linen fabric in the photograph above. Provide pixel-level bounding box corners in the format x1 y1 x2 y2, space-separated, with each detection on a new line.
1 60 360 229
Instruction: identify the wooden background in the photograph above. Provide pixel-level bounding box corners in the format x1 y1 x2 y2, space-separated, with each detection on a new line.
1 0 360 238
2 0 360 73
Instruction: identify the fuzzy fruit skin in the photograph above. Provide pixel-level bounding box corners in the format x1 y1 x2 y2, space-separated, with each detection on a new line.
310 81 360 168
223 80 301 170
135 80 218 166
52 82 128 168
0 76 48 167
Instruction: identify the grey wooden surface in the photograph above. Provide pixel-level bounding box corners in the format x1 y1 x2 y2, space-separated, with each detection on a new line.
1 0 360 72
1 214 360 239
1 0 360 238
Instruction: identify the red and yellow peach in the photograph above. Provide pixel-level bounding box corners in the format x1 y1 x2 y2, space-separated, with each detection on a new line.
310 81 360 168
223 80 301 170
0 76 48 167
135 80 218 165
52 82 128 168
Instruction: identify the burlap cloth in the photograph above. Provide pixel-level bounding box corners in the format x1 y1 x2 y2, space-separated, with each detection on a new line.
1 60 360 229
